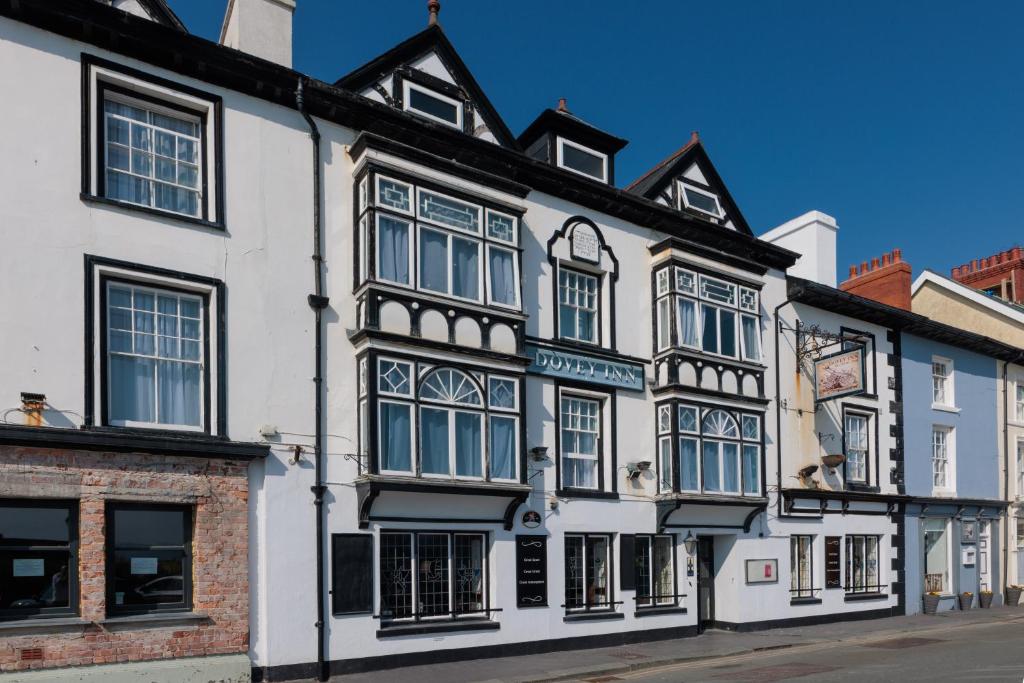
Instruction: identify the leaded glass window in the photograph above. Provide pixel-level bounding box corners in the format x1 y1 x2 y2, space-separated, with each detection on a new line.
659 404 761 496
564 534 611 611
636 535 675 607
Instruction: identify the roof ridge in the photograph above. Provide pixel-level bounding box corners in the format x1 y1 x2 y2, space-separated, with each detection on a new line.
625 130 700 192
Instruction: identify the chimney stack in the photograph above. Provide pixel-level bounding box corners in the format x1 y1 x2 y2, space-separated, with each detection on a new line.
951 245 1024 304
760 211 839 286
839 248 912 310
220 0 296 68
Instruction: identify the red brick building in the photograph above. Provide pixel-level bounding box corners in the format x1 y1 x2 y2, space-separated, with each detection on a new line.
0 428 265 678
952 247 1024 304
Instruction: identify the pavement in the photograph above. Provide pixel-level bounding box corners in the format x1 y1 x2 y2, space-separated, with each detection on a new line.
328 607 1024 683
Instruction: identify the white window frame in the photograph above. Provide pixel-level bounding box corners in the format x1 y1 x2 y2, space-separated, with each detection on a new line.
932 425 956 493
374 213 414 288
485 208 518 245
377 399 415 476
555 137 608 183
559 393 602 490
678 180 724 219
416 187 482 236
699 302 739 359
485 244 521 309
1017 437 1024 499
105 280 206 432
402 80 463 129
740 313 761 362
418 405 486 481
558 267 600 344
931 356 956 410
487 375 519 482
923 518 951 594
1015 382 1024 423
416 225 484 303
375 174 414 216
844 411 870 484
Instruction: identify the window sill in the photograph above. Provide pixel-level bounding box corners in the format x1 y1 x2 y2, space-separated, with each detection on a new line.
376 618 499 638
932 403 961 414
845 483 880 493
564 611 624 623
101 611 208 627
81 193 224 231
556 488 620 501
790 597 823 606
0 616 89 633
634 606 687 618
844 593 888 602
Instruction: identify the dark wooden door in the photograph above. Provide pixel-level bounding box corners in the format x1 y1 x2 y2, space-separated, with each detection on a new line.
697 536 715 631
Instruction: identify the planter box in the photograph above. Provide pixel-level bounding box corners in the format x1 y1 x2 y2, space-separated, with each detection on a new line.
979 592 993 608
959 593 973 610
923 593 941 614
1007 587 1022 606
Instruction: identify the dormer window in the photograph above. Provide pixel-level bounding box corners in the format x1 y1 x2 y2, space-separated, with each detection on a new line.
679 181 723 220
403 81 462 129
556 138 608 183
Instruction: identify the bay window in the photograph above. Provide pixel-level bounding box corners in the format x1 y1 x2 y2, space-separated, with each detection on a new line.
652 265 761 362
845 535 881 594
369 356 520 482
358 171 521 309
560 395 601 489
564 534 611 611
379 531 487 622
658 403 762 497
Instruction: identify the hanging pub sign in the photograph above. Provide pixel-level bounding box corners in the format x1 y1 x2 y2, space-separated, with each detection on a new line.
813 346 866 402
525 342 645 392
825 536 842 588
515 535 548 607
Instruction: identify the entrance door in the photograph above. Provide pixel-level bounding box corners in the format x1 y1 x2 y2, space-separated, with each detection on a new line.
697 536 715 631
979 521 992 592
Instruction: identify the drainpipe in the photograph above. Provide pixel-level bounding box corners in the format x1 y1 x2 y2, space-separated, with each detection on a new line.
773 296 796 519
296 78 330 683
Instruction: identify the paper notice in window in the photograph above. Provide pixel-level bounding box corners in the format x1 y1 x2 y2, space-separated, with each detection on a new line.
12 558 45 577
130 557 158 575
116 592 125 605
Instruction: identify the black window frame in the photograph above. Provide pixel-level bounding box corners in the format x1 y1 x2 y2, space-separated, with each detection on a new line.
632 534 679 609
0 499 79 622
81 54 225 230
105 502 193 616
377 530 491 624
844 534 884 595
790 534 816 599
563 532 616 613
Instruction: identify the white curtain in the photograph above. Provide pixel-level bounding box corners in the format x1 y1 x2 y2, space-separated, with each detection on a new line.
678 299 698 346
454 412 481 477
489 248 516 305
378 217 409 284
489 416 515 479
452 237 478 300
419 407 449 474
379 403 411 472
157 360 201 426
419 229 448 293
110 355 155 423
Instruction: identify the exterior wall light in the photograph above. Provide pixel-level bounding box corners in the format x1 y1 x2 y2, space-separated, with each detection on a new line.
683 531 697 555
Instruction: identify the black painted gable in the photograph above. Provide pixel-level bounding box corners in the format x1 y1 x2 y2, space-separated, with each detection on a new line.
335 24 518 149
628 136 752 236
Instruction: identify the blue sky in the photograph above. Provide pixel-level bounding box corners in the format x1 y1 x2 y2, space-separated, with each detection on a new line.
171 0 1022 278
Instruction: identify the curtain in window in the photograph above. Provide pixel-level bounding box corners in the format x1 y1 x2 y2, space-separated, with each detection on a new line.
564 536 585 608
654 537 673 603
379 403 411 472
722 442 739 492
702 442 720 491
657 299 671 349
678 299 698 347
489 416 516 479
680 438 699 491
741 315 760 360
110 355 156 423
419 229 448 293
157 360 201 426
587 537 609 607
720 310 736 357
701 304 717 352
742 445 760 494
659 438 673 490
489 248 516 305
452 237 479 300
420 407 449 475
454 412 482 477
378 217 409 284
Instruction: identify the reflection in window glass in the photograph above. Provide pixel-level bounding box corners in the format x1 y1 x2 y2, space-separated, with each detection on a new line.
108 505 190 613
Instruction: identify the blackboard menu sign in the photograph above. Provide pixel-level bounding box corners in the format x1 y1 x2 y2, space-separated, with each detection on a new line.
825 536 841 588
516 535 548 607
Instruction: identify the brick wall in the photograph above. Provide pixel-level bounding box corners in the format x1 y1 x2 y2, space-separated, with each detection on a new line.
839 249 912 310
0 446 250 673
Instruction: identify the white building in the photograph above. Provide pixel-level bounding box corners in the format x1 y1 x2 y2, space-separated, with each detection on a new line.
1 2 992 682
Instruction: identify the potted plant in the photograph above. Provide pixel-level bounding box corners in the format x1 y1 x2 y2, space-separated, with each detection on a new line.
979 590 993 608
959 591 973 610
923 591 941 614
1007 585 1023 606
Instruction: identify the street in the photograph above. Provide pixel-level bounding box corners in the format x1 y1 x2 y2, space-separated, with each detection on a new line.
590 618 1024 683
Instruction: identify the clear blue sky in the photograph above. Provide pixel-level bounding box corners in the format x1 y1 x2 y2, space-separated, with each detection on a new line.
171 0 1022 278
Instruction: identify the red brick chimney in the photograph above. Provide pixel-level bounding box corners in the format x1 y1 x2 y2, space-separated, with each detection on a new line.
951 246 1024 304
839 248 912 310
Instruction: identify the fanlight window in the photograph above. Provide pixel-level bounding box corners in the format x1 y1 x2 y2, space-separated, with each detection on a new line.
418 368 482 406
702 410 738 439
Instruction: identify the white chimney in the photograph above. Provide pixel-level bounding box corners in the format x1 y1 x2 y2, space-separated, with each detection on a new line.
760 210 838 286
219 0 296 68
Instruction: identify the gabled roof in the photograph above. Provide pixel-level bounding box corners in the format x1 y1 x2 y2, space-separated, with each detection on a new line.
912 269 1024 326
120 0 186 32
335 24 518 149
627 134 753 235
517 107 628 156
788 275 1024 363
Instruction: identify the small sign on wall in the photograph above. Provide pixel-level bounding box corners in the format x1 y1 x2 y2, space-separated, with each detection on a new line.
570 223 600 263
745 559 778 584
825 536 842 588
961 520 977 544
516 535 548 607
962 546 977 567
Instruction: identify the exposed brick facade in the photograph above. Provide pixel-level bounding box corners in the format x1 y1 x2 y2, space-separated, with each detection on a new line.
0 446 250 673
839 249 912 310
952 247 1024 304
